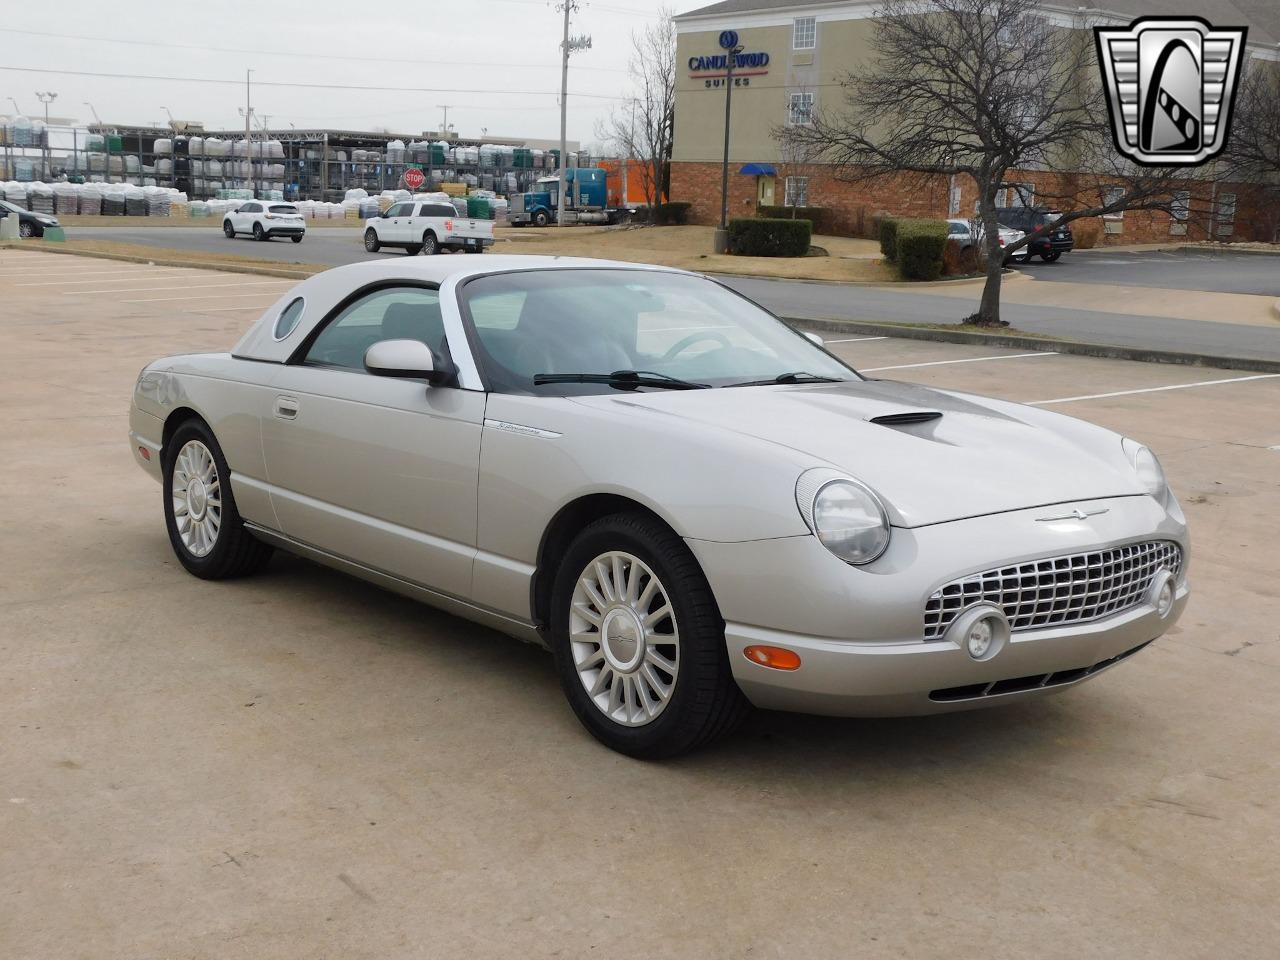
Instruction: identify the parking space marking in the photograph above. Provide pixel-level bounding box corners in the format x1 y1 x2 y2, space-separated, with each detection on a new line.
122 292 287 303
862 352 1057 372
1030 374 1280 406
18 273 204 287
74 280 292 296
826 336 890 343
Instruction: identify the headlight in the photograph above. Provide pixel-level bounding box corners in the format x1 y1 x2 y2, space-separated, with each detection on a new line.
1121 437 1167 499
796 469 892 565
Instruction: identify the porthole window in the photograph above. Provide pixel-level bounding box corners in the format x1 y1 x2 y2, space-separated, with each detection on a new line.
273 297 305 341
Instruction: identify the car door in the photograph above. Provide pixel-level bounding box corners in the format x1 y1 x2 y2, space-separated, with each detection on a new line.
259 283 485 599
383 202 411 243
237 201 258 233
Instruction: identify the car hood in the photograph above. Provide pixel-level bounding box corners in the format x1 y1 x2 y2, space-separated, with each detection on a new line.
573 379 1144 527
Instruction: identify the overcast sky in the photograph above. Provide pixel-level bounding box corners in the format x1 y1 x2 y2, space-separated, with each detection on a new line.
0 0 692 144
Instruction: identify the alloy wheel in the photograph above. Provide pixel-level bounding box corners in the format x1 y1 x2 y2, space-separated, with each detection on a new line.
171 439 222 557
569 551 680 727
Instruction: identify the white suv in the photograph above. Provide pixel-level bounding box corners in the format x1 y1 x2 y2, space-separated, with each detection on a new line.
223 201 306 243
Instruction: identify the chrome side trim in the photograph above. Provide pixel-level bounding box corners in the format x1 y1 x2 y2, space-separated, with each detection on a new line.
483 418 562 439
242 521 547 648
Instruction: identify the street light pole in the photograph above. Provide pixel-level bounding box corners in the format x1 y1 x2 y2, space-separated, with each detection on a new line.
713 38 743 254
35 91 58 125
244 69 253 194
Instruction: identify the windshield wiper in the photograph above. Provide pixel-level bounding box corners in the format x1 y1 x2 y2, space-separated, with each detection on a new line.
533 369 710 391
729 371 846 387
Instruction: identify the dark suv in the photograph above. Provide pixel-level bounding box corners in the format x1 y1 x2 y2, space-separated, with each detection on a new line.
995 207 1074 262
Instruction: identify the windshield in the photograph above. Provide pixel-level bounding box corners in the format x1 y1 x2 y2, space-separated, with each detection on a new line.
460 269 859 395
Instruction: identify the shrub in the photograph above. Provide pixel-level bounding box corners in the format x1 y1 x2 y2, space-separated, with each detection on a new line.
879 217 900 260
728 217 812 257
895 219 949 280
651 201 691 225
757 205 833 234
1073 218 1101 249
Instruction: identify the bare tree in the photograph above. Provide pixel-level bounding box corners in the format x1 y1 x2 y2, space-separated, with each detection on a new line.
1224 63 1280 241
779 0 1211 326
596 7 677 213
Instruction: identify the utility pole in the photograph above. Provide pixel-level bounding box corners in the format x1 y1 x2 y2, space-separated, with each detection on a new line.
714 35 743 254
35 91 58 125
556 0 591 227
244 69 254 194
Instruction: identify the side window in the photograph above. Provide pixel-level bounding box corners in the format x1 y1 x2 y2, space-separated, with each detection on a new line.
242 202 259 214
273 297 305 341
304 286 447 372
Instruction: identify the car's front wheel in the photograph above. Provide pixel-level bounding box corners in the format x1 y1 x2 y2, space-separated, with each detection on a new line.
550 513 749 758
364 228 381 252
19 221 34 238
163 420 272 580
223 220 235 238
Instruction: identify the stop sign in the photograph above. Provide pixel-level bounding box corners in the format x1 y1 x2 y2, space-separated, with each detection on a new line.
403 167 426 190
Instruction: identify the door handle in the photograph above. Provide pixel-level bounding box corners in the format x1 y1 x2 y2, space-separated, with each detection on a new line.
274 396 299 420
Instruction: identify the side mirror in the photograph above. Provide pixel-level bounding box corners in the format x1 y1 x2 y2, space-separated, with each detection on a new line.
803 331 825 346
364 339 443 382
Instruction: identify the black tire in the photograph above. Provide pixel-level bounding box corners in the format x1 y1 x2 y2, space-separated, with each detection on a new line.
19 221 35 238
1042 250 1061 262
549 513 750 759
422 231 438 255
290 235 303 244
364 228 381 252
163 419 272 580
223 220 235 238
252 222 265 241
533 210 550 228
405 244 423 255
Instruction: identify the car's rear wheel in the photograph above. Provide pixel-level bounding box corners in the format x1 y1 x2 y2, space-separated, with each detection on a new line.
163 420 272 580
405 244 423 255
291 235 303 244
1042 250 1061 262
252 222 265 241
421 231 438 255
364 228 381 252
223 220 235 238
19 221 34 238
550 513 749 758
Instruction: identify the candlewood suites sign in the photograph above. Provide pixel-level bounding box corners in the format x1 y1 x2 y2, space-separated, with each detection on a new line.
688 50 771 88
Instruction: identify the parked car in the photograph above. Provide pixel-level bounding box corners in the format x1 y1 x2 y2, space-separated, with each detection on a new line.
363 200 495 255
946 218 1029 264
222 201 306 243
129 256 1189 758
0 199 59 238
995 207 1074 261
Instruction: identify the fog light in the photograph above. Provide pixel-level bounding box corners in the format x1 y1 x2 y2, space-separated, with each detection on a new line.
1147 568 1177 620
944 603 1010 662
966 618 994 659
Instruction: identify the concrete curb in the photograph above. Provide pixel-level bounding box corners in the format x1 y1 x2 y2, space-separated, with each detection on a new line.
784 316 1280 374
709 267 1025 288
0 240 318 279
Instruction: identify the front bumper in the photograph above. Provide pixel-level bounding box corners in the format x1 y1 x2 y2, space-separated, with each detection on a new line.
687 495 1187 717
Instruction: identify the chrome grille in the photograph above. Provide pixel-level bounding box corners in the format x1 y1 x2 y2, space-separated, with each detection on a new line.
923 540 1182 641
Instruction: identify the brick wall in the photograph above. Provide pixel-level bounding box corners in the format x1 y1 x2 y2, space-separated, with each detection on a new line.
670 161 1278 245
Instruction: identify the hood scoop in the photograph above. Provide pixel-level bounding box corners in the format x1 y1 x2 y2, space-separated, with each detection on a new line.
868 411 943 426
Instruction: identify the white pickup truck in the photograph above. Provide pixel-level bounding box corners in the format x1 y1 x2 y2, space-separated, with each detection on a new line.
362 200 495 256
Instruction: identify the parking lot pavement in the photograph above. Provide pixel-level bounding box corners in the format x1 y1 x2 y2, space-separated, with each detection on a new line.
1016 248 1280 297
3 249 1279 958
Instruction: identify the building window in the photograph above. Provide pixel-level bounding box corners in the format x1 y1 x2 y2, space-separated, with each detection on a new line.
976 188 1007 214
1006 183 1035 207
793 17 816 50
784 176 809 207
1171 191 1191 221
1103 185 1125 219
788 92 814 125
1216 192 1236 236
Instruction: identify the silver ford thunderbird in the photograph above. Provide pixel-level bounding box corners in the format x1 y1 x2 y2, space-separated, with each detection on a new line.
130 255 1189 757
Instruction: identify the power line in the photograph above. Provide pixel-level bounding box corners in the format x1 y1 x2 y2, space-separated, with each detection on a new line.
0 65 630 101
0 26 628 73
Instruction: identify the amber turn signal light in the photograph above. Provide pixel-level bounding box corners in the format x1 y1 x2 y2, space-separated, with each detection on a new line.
743 645 802 671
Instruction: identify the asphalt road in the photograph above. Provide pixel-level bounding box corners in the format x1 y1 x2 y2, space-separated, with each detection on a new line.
68 225 1280 362
1014 248 1280 296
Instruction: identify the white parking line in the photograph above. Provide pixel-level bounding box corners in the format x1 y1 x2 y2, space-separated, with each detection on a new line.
1030 374 1280 405
862 352 1056 372
826 336 890 343
194 305 274 312
74 280 292 296
123 292 286 303
18 273 202 286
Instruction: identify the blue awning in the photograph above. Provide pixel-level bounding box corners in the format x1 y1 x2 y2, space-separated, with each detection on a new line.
739 163 776 176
